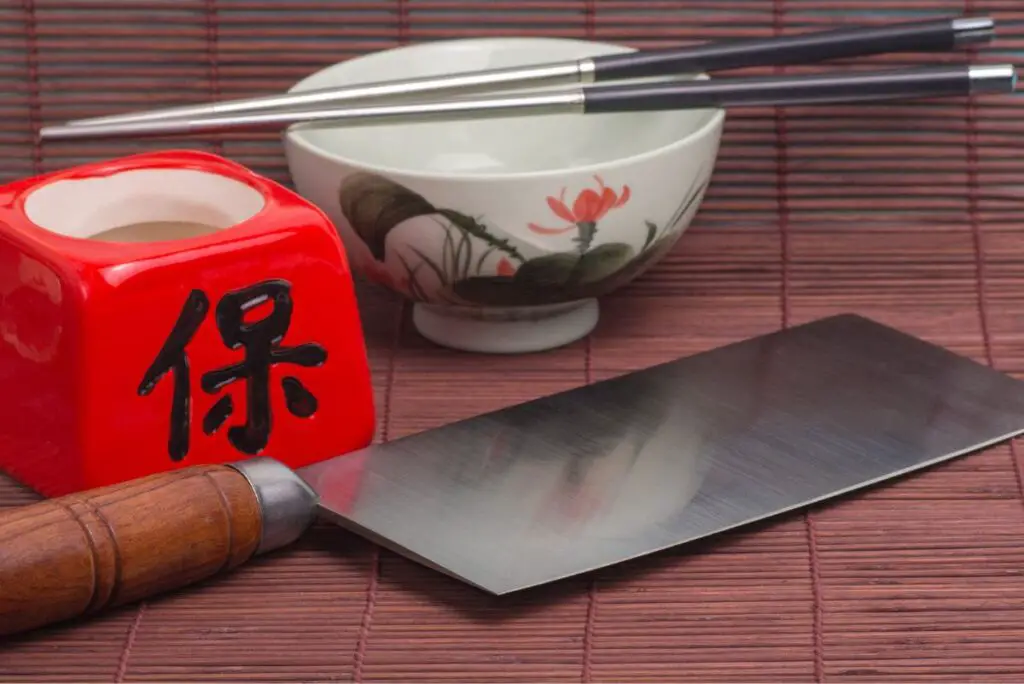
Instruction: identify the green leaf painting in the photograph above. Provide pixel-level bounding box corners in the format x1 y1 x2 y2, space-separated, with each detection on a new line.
452 243 637 307
338 173 435 262
338 173 526 265
338 168 709 307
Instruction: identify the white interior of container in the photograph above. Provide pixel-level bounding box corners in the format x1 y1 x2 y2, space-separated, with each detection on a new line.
22 168 266 242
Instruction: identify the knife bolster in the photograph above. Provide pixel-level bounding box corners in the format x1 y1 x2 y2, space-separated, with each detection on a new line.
229 457 319 555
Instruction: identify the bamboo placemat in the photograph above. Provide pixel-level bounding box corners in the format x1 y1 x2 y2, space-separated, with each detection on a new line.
2 1 1024 681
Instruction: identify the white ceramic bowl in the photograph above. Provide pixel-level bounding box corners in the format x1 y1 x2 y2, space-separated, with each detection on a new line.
284 37 724 354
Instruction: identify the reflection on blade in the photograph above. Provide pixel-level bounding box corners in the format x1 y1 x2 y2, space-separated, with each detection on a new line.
299 314 1024 595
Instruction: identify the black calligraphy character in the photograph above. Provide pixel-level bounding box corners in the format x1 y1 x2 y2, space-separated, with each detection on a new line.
137 290 210 462
200 280 327 455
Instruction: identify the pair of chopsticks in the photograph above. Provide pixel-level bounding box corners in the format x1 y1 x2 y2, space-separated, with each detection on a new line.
39 15 1016 141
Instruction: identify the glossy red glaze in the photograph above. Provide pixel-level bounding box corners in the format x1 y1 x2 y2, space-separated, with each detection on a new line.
0 150 375 497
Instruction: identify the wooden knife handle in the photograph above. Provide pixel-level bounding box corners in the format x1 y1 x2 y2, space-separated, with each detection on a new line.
0 458 318 638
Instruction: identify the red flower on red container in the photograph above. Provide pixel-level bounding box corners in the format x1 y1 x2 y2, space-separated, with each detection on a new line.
528 175 631 237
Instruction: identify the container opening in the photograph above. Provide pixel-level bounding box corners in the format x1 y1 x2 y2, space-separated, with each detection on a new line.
22 167 266 243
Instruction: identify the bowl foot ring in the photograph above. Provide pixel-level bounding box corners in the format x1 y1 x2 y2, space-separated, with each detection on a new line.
412 299 599 354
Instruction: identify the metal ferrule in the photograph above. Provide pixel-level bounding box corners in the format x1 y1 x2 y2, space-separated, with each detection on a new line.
576 58 597 84
968 64 1017 94
951 17 996 46
229 457 319 555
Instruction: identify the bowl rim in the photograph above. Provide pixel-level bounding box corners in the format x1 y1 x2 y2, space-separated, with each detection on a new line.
283 36 726 183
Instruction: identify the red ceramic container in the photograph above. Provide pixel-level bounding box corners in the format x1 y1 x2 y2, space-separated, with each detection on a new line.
0 150 375 497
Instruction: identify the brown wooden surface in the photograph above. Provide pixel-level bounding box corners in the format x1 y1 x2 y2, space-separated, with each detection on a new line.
3 1 1024 682
0 465 262 639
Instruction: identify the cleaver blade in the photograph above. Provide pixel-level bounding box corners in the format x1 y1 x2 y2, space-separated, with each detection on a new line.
300 312 1024 594
5 313 1024 637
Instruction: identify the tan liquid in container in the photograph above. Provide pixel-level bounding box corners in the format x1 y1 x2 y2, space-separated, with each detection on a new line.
88 220 221 243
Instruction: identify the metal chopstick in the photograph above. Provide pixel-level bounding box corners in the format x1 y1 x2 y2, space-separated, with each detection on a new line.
38 64 1016 142
60 15 995 130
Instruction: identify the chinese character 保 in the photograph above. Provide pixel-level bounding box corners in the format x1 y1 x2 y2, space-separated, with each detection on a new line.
138 279 328 461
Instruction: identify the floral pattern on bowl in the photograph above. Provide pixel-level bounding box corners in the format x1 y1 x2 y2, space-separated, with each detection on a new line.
338 169 710 309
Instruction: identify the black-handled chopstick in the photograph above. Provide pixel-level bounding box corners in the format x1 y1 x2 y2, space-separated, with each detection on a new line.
61 15 995 130
593 16 994 81
585 63 1013 112
37 64 1016 141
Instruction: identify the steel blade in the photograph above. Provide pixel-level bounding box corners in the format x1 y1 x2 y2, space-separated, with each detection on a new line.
298 314 1024 594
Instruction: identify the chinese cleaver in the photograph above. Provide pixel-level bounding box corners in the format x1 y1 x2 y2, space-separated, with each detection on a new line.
4 313 1024 638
